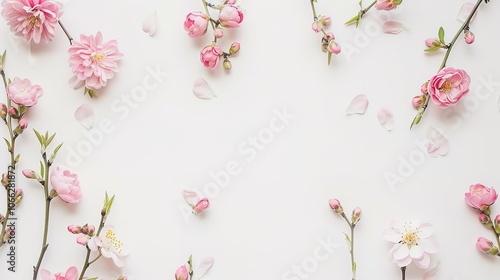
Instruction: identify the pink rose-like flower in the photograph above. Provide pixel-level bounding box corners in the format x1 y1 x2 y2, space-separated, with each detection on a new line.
68 32 123 90
465 184 498 211
184 12 208 37
175 265 189 280
40 266 78 280
428 67 470 108
50 167 81 203
193 198 210 214
200 44 222 69
1 0 62 44
218 5 243 28
6 77 43 107
375 0 402 10
383 220 437 269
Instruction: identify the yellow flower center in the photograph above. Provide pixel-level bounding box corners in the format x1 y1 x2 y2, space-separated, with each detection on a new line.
93 53 105 61
104 229 124 254
28 15 40 27
440 81 452 93
401 223 420 248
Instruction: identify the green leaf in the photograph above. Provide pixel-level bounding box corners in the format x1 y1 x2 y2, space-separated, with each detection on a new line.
358 0 363 9
343 232 351 248
33 129 43 145
39 161 44 177
46 132 56 147
51 142 63 159
410 112 423 129
438 27 445 45
3 137 11 150
0 50 6 65
424 46 442 52
345 14 360 26
14 154 20 163
327 51 332 65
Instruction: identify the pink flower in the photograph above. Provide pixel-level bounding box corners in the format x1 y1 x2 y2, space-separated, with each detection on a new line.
218 5 243 28
351 207 362 224
87 225 128 268
375 0 402 10
184 12 208 37
68 32 123 90
465 184 498 211
425 38 440 48
193 198 210 214
6 77 43 107
1 0 62 44
67 225 81 234
175 265 189 280
328 40 341 54
428 67 470 108
412 95 424 109
40 266 78 280
476 237 499 255
19 117 28 129
464 30 475 44
214 28 224 38
200 44 222 69
382 220 437 269
328 199 343 214
50 167 81 203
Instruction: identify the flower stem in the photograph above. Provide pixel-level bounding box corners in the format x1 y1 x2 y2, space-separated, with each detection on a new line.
58 20 73 45
310 0 318 20
32 154 52 280
202 0 216 31
401 266 406 280
345 0 376 26
78 210 106 280
341 213 356 280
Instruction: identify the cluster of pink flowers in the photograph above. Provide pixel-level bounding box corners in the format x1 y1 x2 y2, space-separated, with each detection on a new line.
183 0 243 70
309 2 340 65
465 184 500 257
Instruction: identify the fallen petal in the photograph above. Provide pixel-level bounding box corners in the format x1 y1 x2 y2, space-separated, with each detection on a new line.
457 3 476 23
422 261 440 280
193 78 217 100
68 75 84 90
427 126 449 157
182 190 200 207
377 108 394 131
74 104 95 129
345 94 369 115
382 21 407 34
197 257 214 279
142 11 158 36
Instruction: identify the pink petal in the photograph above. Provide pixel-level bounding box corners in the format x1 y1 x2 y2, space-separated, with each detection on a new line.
193 78 216 100
393 244 410 260
382 21 407 34
456 3 476 23
345 94 369 115
377 108 394 131
74 104 95 129
426 126 449 157
413 252 431 269
197 256 214 279
182 190 200 207
422 262 440 280
142 11 158 36
68 75 84 89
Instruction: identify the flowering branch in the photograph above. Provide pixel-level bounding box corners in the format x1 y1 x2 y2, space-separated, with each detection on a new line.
410 0 490 128
309 0 341 65
345 0 401 27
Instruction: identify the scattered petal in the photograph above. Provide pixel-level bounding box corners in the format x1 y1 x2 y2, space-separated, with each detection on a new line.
382 21 407 34
426 126 449 157
142 11 158 36
74 104 95 129
193 78 217 100
457 3 476 23
345 94 369 115
182 190 200 207
377 108 394 131
197 257 215 279
422 262 440 280
68 75 84 90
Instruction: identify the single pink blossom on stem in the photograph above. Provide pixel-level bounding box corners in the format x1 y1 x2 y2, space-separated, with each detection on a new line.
22 169 36 179
375 0 402 11
40 266 78 280
87 225 128 268
6 77 43 107
464 30 475 44
465 184 498 211
184 12 209 37
175 265 189 280
193 198 210 214
218 5 243 28
476 237 499 255
50 167 81 203
68 32 123 90
200 44 222 69
428 67 470 108
420 81 429 94
1 0 62 44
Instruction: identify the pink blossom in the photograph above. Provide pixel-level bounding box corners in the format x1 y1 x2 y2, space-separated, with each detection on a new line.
200 44 222 69
40 266 78 280
67 225 81 234
214 28 224 38
22 169 36 179
184 12 208 37
328 40 341 54
425 38 440 48
50 167 81 203
351 207 362 224
428 67 470 108
175 265 189 280
19 117 28 129
68 32 123 90
328 199 343 214
6 77 43 107
411 95 424 109
464 30 475 44
465 184 498 211
476 237 499 255
87 226 128 268
375 0 402 10
218 5 243 28
1 0 62 44
193 198 210 214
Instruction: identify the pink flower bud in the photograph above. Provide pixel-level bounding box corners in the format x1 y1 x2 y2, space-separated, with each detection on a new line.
412 95 424 110
464 30 475 44
1 173 8 187
494 215 500 234
14 188 23 205
68 225 82 234
478 213 493 229
351 207 362 224
0 103 7 119
476 237 499 255
328 40 341 54
329 199 343 214
223 59 232 70
420 81 429 94
175 265 189 280
214 28 224 38
312 20 322 33
8 106 19 119
229 42 240 55
320 15 331 26
425 38 439 48
22 169 36 179
193 198 210 214
76 234 89 245
19 118 28 129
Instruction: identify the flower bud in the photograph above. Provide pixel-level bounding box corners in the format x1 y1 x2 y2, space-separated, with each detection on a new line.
68 225 82 234
214 28 224 38
321 43 328 53
14 188 23 205
494 214 500 234
22 169 36 179
478 213 493 229
476 237 499 255
420 81 429 94
117 276 128 280
351 207 362 224
175 265 189 280
8 106 19 119
328 40 341 55
311 20 322 33
412 95 424 110
425 38 441 48
464 30 475 44
1 173 8 187
320 15 331 26
193 198 210 214
329 199 343 214
0 103 7 119
229 42 240 55
223 59 232 70
19 118 28 129
76 234 89 245
81 224 95 235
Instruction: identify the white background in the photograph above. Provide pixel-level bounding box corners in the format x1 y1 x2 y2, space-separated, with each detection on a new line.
1 0 500 279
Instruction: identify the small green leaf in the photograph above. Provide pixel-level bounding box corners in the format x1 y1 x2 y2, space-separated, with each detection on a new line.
3 138 11 150
14 154 20 163
51 142 63 159
0 50 6 65
327 51 332 65
410 113 423 129
46 132 56 147
39 161 44 177
343 232 351 247
345 14 360 26
33 129 43 145
424 46 442 52
438 27 445 44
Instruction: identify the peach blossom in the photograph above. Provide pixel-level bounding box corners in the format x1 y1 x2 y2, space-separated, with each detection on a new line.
218 5 243 28
40 266 78 280
200 44 222 69
50 167 81 203
6 77 43 107
184 12 208 37
193 198 210 214
375 0 401 10
175 265 189 280
465 184 498 211
428 67 470 108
